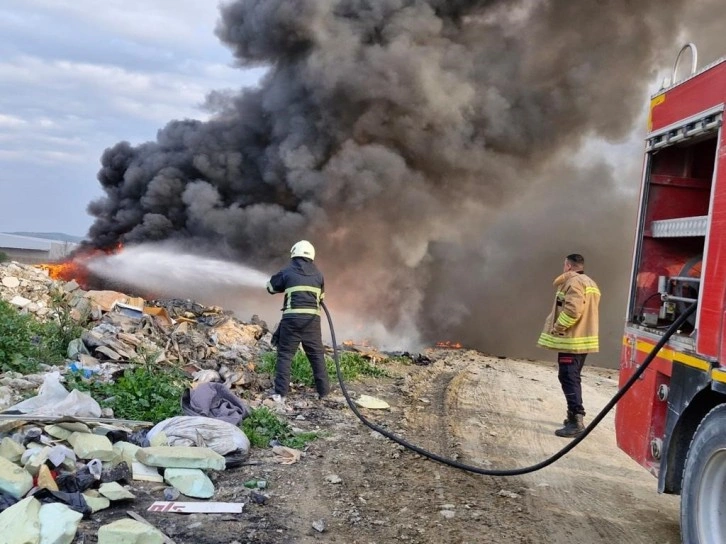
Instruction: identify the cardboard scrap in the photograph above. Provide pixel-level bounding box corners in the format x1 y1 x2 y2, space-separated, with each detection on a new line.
272 446 302 465
147 502 243 514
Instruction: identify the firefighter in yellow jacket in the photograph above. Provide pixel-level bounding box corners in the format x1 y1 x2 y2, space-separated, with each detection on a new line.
538 254 601 438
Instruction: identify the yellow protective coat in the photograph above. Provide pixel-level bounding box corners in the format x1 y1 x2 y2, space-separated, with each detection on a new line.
537 271 600 353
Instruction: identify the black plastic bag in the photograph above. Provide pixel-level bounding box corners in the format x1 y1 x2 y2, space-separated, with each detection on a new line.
127 429 150 447
31 488 92 517
56 467 96 494
0 491 18 513
105 429 129 443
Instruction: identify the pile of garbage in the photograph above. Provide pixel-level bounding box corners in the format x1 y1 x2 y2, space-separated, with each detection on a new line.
0 261 277 541
0 261 274 410
0 405 250 542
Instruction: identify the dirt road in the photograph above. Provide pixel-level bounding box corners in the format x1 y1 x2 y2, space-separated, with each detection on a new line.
445 352 681 544
78 349 682 543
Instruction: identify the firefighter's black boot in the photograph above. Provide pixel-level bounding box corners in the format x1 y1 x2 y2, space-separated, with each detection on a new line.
555 414 584 438
562 410 575 425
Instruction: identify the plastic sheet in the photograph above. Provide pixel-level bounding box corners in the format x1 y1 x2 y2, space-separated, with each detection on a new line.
32 488 92 517
147 416 250 456
0 491 18 513
4 372 101 418
56 467 96 494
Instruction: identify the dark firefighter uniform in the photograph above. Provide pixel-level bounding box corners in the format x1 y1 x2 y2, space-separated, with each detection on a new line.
266 256 330 399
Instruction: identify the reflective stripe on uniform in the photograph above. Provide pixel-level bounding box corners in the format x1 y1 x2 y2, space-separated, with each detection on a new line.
283 286 322 312
585 287 601 296
283 308 321 315
557 312 578 327
537 333 599 350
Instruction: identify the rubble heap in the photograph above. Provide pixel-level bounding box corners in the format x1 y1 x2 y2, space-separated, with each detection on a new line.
0 260 273 542
0 261 274 406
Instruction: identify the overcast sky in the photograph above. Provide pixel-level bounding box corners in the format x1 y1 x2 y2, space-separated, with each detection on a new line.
0 0 263 237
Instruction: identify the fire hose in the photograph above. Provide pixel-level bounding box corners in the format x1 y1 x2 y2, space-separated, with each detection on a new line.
321 301 697 476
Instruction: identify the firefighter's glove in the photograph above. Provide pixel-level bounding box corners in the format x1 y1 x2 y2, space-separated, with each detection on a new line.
550 326 566 336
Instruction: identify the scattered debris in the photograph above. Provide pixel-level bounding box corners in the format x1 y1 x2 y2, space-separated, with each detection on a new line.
163 468 215 499
136 446 226 470
99 482 136 501
312 519 327 533
498 489 521 499
0 259 434 542
272 446 302 465
126 511 178 544
98 518 164 544
147 501 244 514
354 395 391 410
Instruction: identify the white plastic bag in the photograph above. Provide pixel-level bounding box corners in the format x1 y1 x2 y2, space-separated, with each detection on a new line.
4 372 101 417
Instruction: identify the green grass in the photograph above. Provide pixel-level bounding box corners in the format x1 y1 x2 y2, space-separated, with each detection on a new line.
257 350 389 387
0 292 88 373
65 363 188 422
0 300 36 371
242 406 321 449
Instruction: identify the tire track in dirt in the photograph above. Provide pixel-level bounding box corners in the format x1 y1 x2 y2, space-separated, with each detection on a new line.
445 353 682 544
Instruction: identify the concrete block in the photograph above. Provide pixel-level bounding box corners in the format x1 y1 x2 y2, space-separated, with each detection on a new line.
112 442 140 467
43 426 72 441
0 437 25 463
1 276 20 288
39 503 82 544
164 468 215 499
0 456 33 499
131 462 163 483
9 295 31 308
0 496 41 543
81 493 110 513
136 447 225 471
97 519 163 544
98 481 135 501
68 432 114 462
56 422 90 434
24 447 50 477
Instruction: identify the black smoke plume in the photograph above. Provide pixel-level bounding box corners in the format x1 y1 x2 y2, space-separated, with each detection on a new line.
86 0 714 363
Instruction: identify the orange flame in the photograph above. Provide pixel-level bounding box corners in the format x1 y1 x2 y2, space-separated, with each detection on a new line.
37 243 123 288
435 341 463 349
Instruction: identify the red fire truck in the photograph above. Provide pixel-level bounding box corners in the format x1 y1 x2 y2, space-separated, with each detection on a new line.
616 43 726 544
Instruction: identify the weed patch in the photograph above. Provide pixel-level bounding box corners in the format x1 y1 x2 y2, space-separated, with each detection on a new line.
257 350 389 387
0 294 87 372
242 406 321 449
65 363 188 422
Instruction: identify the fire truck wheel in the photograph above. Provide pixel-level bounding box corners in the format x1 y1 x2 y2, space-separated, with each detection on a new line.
680 404 726 544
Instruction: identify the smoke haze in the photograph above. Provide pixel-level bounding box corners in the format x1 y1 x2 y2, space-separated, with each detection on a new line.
84 0 722 364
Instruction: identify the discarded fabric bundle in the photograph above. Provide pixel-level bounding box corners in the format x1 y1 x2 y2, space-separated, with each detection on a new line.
147 416 250 456
181 382 250 425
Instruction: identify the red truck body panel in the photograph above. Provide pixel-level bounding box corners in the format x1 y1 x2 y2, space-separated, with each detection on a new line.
617 58 726 471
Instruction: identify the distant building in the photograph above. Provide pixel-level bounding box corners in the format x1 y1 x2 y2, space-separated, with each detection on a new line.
0 233 78 264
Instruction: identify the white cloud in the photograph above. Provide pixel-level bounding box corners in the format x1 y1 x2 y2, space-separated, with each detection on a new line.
0 1 263 235
0 114 27 128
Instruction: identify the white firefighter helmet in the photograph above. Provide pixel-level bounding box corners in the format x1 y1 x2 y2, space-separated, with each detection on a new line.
290 240 315 260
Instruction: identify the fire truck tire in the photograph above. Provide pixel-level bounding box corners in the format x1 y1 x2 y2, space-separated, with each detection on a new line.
680 403 726 544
